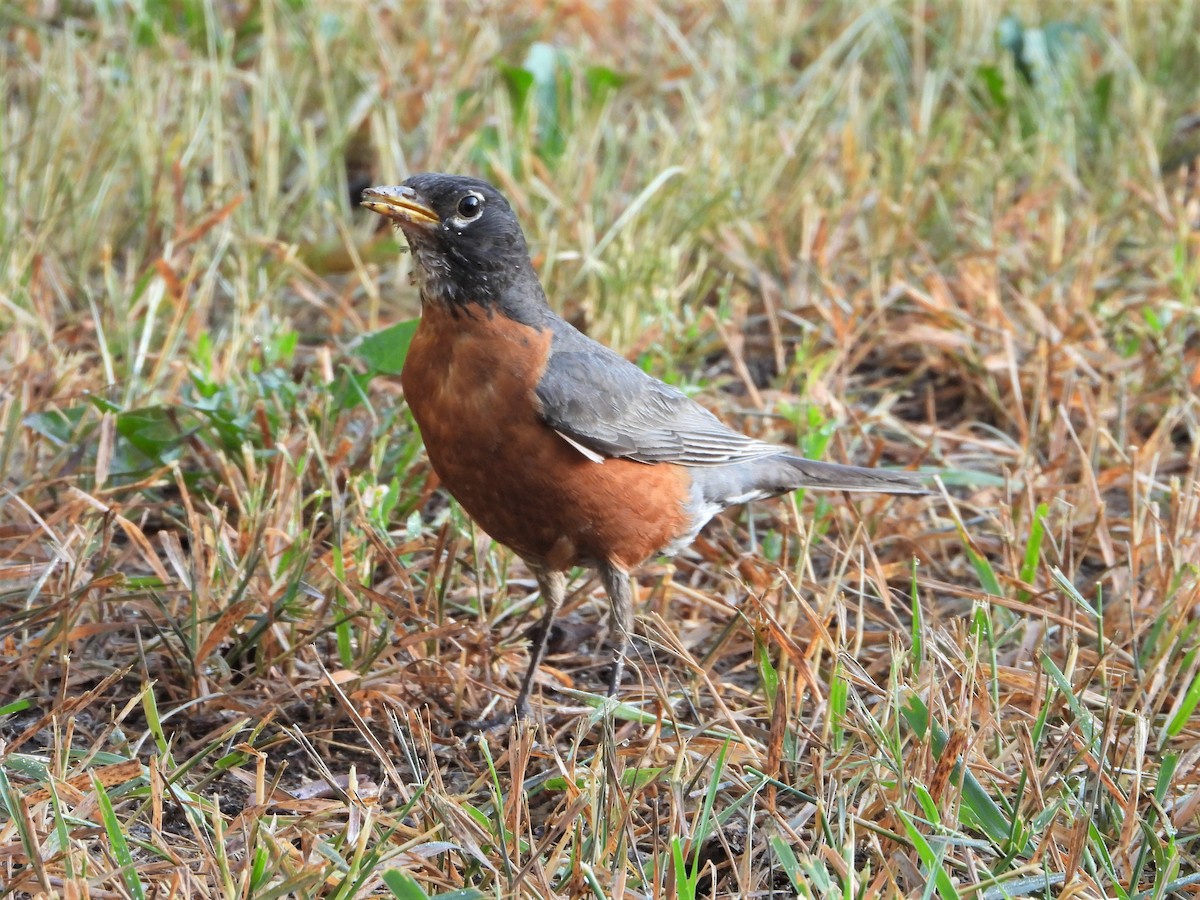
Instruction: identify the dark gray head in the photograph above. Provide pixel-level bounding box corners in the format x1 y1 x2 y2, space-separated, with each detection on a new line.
362 173 546 321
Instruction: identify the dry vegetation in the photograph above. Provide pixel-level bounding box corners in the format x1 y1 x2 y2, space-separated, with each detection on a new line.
2 1 1200 897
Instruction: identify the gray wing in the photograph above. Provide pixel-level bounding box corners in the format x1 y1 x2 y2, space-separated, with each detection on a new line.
534 322 782 467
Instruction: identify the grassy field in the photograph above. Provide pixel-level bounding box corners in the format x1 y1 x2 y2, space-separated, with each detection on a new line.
2 1 1199 896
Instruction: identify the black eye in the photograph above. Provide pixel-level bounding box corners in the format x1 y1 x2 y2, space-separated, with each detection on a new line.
457 194 482 219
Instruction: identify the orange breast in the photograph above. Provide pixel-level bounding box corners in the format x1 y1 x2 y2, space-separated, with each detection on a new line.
401 305 691 571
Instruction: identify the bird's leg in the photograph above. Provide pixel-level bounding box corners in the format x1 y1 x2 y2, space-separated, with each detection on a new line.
599 563 633 698
511 567 566 720
461 567 565 731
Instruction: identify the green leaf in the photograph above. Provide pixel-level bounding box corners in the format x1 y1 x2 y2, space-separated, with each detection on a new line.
975 64 1008 111
24 405 89 446
116 406 191 463
46 780 74 878
1143 305 1166 335
1167 667 1200 737
499 65 534 119
799 403 834 460
460 801 491 831
829 662 848 749
623 766 665 790
768 836 807 895
910 556 923 673
331 368 375 412
1048 565 1098 617
1092 71 1113 123
271 329 298 364
543 766 663 793
382 870 432 900
356 319 419 376
141 683 174 763
894 809 960 900
692 740 730 855
93 773 146 900
584 65 627 100
671 835 698 900
755 632 778 711
1156 752 1179 806
966 546 1002 596
912 783 941 825
1038 652 1099 747
0 697 35 717
1087 818 1131 900
1018 503 1049 600
900 691 1018 851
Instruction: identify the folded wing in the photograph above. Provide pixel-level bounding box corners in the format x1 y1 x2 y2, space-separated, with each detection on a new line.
534 319 928 496
535 326 782 467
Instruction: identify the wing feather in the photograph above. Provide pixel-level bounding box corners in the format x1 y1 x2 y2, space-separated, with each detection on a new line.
535 323 782 466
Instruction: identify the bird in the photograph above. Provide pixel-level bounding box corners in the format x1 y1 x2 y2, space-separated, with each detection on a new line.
361 173 927 727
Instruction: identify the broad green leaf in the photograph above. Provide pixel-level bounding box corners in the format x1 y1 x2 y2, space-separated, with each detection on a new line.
356 319 419 375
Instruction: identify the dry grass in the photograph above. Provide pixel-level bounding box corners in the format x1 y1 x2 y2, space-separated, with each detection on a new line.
2 1 1199 897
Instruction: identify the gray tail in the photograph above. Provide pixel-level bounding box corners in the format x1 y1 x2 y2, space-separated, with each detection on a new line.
780 455 930 494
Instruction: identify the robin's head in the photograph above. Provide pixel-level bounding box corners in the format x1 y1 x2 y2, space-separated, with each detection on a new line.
362 173 543 318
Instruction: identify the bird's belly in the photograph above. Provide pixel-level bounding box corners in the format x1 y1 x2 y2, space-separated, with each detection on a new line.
401 309 691 570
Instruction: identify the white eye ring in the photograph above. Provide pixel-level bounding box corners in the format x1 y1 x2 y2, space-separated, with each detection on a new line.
452 192 485 225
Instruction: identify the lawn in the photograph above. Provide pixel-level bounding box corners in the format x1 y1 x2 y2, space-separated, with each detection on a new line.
2 1 1199 897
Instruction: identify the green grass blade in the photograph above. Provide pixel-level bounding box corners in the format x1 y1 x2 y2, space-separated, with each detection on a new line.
1018 502 1049 600
899 691 1019 850
382 870 433 900
894 809 960 900
769 835 809 896
91 772 146 900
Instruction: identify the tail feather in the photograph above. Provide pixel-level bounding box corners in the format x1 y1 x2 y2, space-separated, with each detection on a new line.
780 455 930 494
689 454 930 520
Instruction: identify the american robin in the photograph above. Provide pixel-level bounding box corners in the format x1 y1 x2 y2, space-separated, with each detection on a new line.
362 173 926 727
